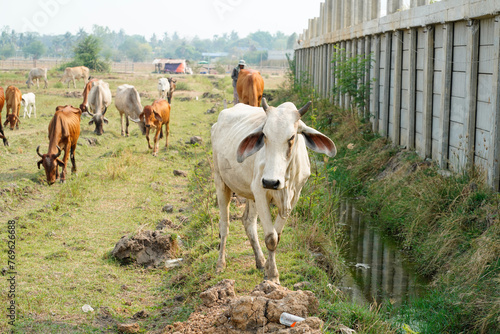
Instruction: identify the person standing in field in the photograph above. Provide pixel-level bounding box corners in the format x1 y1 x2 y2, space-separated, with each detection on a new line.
231 59 246 105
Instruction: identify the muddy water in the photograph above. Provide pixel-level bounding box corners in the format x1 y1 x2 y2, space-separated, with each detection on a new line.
338 201 429 306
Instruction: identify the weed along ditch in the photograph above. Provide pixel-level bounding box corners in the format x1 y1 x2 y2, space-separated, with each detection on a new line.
336 200 429 307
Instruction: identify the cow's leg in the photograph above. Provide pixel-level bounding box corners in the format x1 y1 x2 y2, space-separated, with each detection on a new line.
125 115 129 137
152 127 160 156
215 173 231 273
73 77 76 89
145 127 152 150
254 194 280 283
242 200 265 270
60 147 70 182
165 121 170 148
120 113 125 136
44 79 48 89
70 145 77 174
36 79 40 89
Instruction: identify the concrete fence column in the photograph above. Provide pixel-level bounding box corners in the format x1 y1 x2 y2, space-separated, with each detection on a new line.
381 32 392 137
326 0 334 33
422 25 435 159
464 20 480 170
489 16 500 190
372 35 381 133
387 0 401 15
407 28 417 150
392 30 403 145
364 35 372 119
439 23 453 169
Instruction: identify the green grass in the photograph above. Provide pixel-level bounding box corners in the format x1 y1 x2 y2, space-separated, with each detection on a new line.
0 71 221 333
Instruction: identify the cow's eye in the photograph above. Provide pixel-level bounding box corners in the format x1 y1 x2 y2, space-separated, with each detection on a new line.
288 135 295 142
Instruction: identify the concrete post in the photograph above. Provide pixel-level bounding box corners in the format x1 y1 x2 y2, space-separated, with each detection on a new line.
422 25 435 159
392 31 403 145
488 16 500 190
439 23 453 169
407 28 417 150
464 20 480 171
381 32 392 137
372 35 381 133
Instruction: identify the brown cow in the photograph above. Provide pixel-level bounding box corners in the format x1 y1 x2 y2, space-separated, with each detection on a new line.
138 99 170 156
236 69 265 107
79 78 99 113
36 105 82 185
0 87 8 146
4 86 22 130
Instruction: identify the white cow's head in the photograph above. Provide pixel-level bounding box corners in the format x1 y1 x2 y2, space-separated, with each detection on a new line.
237 99 337 190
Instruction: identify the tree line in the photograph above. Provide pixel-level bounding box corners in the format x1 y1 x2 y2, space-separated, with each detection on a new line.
0 25 297 65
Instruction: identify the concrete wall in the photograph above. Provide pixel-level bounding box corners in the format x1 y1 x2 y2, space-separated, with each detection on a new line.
295 0 500 190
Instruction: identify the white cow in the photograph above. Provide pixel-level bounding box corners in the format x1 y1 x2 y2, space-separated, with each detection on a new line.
61 66 89 89
157 78 170 99
115 84 146 136
85 80 111 136
26 68 48 89
21 93 36 118
211 99 337 283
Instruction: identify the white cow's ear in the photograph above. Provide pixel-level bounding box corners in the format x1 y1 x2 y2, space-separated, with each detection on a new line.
237 130 264 163
299 122 337 157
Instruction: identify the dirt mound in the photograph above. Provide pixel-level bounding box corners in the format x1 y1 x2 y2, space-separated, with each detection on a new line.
111 230 178 268
163 279 323 333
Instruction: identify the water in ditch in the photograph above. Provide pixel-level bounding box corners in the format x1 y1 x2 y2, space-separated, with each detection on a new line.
337 200 429 306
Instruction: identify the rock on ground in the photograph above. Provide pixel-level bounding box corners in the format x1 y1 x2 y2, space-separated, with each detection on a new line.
111 230 178 268
162 279 323 333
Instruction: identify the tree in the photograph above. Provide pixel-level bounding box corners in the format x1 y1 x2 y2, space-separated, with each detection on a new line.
73 35 110 72
23 40 46 66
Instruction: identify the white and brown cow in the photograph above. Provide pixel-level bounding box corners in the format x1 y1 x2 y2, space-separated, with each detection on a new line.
211 98 336 283
84 80 112 136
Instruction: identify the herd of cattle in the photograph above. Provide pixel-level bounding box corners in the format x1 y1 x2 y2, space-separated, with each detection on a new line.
0 65 178 185
2 65 338 283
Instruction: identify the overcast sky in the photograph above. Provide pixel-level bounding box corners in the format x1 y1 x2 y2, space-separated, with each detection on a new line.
1 0 325 39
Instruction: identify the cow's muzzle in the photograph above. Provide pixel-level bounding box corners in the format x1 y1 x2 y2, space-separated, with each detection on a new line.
262 178 280 190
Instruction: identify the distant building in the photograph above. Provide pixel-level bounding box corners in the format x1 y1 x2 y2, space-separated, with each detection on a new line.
153 58 188 74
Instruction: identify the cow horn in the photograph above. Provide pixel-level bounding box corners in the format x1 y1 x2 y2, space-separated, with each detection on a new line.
55 146 62 158
36 145 43 158
128 116 140 123
261 98 270 112
298 101 312 117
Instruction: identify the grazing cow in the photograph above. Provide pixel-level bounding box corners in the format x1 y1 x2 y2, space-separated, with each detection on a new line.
0 87 8 146
21 93 36 118
136 99 170 156
37 105 81 185
211 99 337 283
79 78 99 113
4 86 22 130
167 78 176 104
115 84 146 137
84 80 112 135
61 66 90 88
26 67 48 89
236 69 265 107
157 78 170 100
